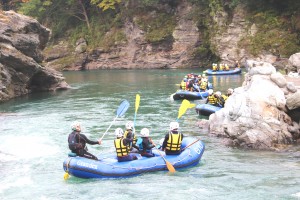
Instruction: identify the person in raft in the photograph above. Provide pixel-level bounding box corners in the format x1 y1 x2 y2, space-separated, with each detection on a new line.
162 122 184 155
123 121 139 153
68 121 102 160
136 128 156 157
114 127 138 162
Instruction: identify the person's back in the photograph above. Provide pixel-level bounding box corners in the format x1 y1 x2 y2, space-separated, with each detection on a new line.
68 121 101 160
162 122 183 155
206 89 218 106
114 128 138 162
124 121 138 152
136 128 155 157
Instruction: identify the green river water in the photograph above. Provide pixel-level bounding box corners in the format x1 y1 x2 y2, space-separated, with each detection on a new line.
0 69 299 200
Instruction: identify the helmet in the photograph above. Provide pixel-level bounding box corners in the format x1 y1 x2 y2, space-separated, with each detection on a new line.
208 89 213 95
184 75 187 78
71 121 81 131
169 122 179 131
198 74 202 78
125 121 134 130
115 128 124 137
215 91 221 96
227 88 234 94
140 128 150 137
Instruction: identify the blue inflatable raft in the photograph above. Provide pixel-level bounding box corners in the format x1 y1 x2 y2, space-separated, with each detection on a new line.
172 90 209 100
204 68 242 75
63 137 205 179
196 104 222 116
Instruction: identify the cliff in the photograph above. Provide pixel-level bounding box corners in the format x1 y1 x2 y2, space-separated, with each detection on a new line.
0 11 69 103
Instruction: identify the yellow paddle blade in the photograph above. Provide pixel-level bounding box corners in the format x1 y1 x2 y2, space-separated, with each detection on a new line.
177 99 190 119
64 172 69 180
135 94 140 113
189 104 196 108
166 161 176 173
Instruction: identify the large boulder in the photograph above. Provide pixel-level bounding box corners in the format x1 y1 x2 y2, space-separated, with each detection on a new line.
0 11 69 102
209 60 300 150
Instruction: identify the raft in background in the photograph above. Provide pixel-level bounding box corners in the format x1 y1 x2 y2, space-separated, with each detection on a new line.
204 68 242 75
196 103 222 116
63 137 205 179
172 90 209 100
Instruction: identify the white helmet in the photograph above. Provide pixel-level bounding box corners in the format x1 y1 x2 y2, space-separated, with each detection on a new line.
71 121 81 131
215 91 221 96
169 122 179 131
115 128 124 138
208 89 213 95
140 128 150 137
227 88 234 94
125 121 134 130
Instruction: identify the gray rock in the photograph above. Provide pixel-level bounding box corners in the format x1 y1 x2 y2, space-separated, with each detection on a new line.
270 72 287 88
286 82 297 93
208 62 297 150
0 11 69 102
286 91 300 110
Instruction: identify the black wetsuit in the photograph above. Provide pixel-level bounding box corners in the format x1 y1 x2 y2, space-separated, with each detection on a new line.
68 131 99 160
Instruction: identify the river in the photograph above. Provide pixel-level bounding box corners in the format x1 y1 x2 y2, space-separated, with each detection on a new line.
0 69 299 200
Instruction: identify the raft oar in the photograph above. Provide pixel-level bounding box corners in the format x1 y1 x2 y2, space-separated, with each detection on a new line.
133 94 140 133
153 143 176 173
177 99 195 121
181 138 201 152
100 99 130 140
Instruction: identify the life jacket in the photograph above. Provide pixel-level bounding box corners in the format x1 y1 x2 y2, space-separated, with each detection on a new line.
137 138 152 153
124 130 137 146
212 65 217 71
200 81 208 90
224 65 230 70
207 94 217 104
114 138 129 157
219 64 224 71
68 131 82 151
166 132 183 151
180 80 186 90
222 94 228 101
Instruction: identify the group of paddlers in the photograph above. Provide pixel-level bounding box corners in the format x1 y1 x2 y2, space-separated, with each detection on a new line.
211 61 241 71
205 88 234 108
179 73 210 92
68 121 184 162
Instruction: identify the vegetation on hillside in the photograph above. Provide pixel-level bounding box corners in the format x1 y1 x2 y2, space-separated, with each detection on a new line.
0 0 299 59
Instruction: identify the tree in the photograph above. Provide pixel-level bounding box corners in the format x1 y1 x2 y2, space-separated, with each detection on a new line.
91 0 121 11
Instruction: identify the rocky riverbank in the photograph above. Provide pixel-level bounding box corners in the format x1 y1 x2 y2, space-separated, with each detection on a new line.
0 11 69 103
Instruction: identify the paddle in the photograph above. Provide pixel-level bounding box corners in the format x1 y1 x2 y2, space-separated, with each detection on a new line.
181 138 201 152
100 99 130 140
133 94 140 132
153 142 176 173
177 99 195 121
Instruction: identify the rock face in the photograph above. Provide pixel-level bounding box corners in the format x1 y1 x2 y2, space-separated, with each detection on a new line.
0 11 69 103
85 0 199 69
209 60 300 150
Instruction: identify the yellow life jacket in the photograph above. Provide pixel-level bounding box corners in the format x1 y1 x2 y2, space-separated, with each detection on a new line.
219 64 224 71
180 81 186 90
222 94 228 101
114 138 129 157
207 95 217 104
124 130 137 145
200 81 208 90
225 65 229 70
212 65 217 71
166 132 183 151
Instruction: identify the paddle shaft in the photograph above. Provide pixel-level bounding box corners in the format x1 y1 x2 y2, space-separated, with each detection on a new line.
181 138 201 151
100 116 118 140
